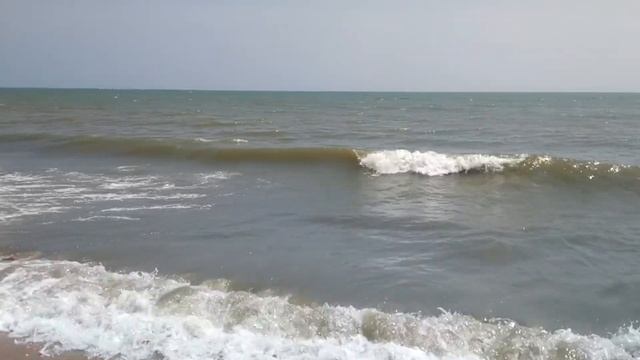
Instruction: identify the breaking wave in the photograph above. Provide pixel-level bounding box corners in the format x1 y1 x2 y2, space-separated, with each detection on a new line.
358 150 523 176
358 150 640 184
0 256 638 360
2 133 639 183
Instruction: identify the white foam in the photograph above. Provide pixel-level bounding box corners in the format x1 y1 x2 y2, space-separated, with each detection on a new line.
195 137 215 143
0 207 73 223
116 165 140 172
0 258 636 360
73 215 140 222
199 171 241 183
99 176 158 189
359 150 524 176
0 169 231 224
101 204 210 212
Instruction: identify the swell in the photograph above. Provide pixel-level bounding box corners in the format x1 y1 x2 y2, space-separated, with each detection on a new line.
48 134 361 165
0 255 638 360
2 133 639 184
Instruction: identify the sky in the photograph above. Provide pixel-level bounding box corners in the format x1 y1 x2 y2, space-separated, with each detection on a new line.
1 0 639 92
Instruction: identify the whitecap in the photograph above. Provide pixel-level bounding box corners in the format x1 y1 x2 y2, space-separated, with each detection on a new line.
359 150 524 176
0 258 636 360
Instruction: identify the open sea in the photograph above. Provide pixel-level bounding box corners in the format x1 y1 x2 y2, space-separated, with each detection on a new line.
1 89 640 359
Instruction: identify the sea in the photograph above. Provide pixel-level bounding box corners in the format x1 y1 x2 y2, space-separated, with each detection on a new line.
0 89 639 359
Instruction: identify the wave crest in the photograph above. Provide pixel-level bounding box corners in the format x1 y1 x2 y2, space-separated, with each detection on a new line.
359 150 523 176
358 150 640 184
2 134 639 184
0 256 638 360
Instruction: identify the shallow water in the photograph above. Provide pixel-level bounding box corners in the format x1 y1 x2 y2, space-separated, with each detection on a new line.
1 89 639 359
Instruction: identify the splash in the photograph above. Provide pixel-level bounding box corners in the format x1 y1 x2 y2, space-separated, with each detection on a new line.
358 150 523 176
0 257 637 360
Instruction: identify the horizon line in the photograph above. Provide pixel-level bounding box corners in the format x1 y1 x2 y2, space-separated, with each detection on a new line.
0 86 638 94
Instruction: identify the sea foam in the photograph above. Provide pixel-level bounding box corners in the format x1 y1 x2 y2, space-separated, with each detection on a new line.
359 150 524 176
0 169 232 224
0 257 637 360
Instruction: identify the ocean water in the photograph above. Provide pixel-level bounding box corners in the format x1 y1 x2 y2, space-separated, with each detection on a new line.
0 89 639 359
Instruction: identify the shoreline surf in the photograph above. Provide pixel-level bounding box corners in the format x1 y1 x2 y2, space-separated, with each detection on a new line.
0 253 638 360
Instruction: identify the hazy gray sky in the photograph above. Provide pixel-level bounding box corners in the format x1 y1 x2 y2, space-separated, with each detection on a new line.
1 0 639 91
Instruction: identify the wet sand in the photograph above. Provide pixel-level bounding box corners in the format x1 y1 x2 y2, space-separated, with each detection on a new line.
0 335 87 360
